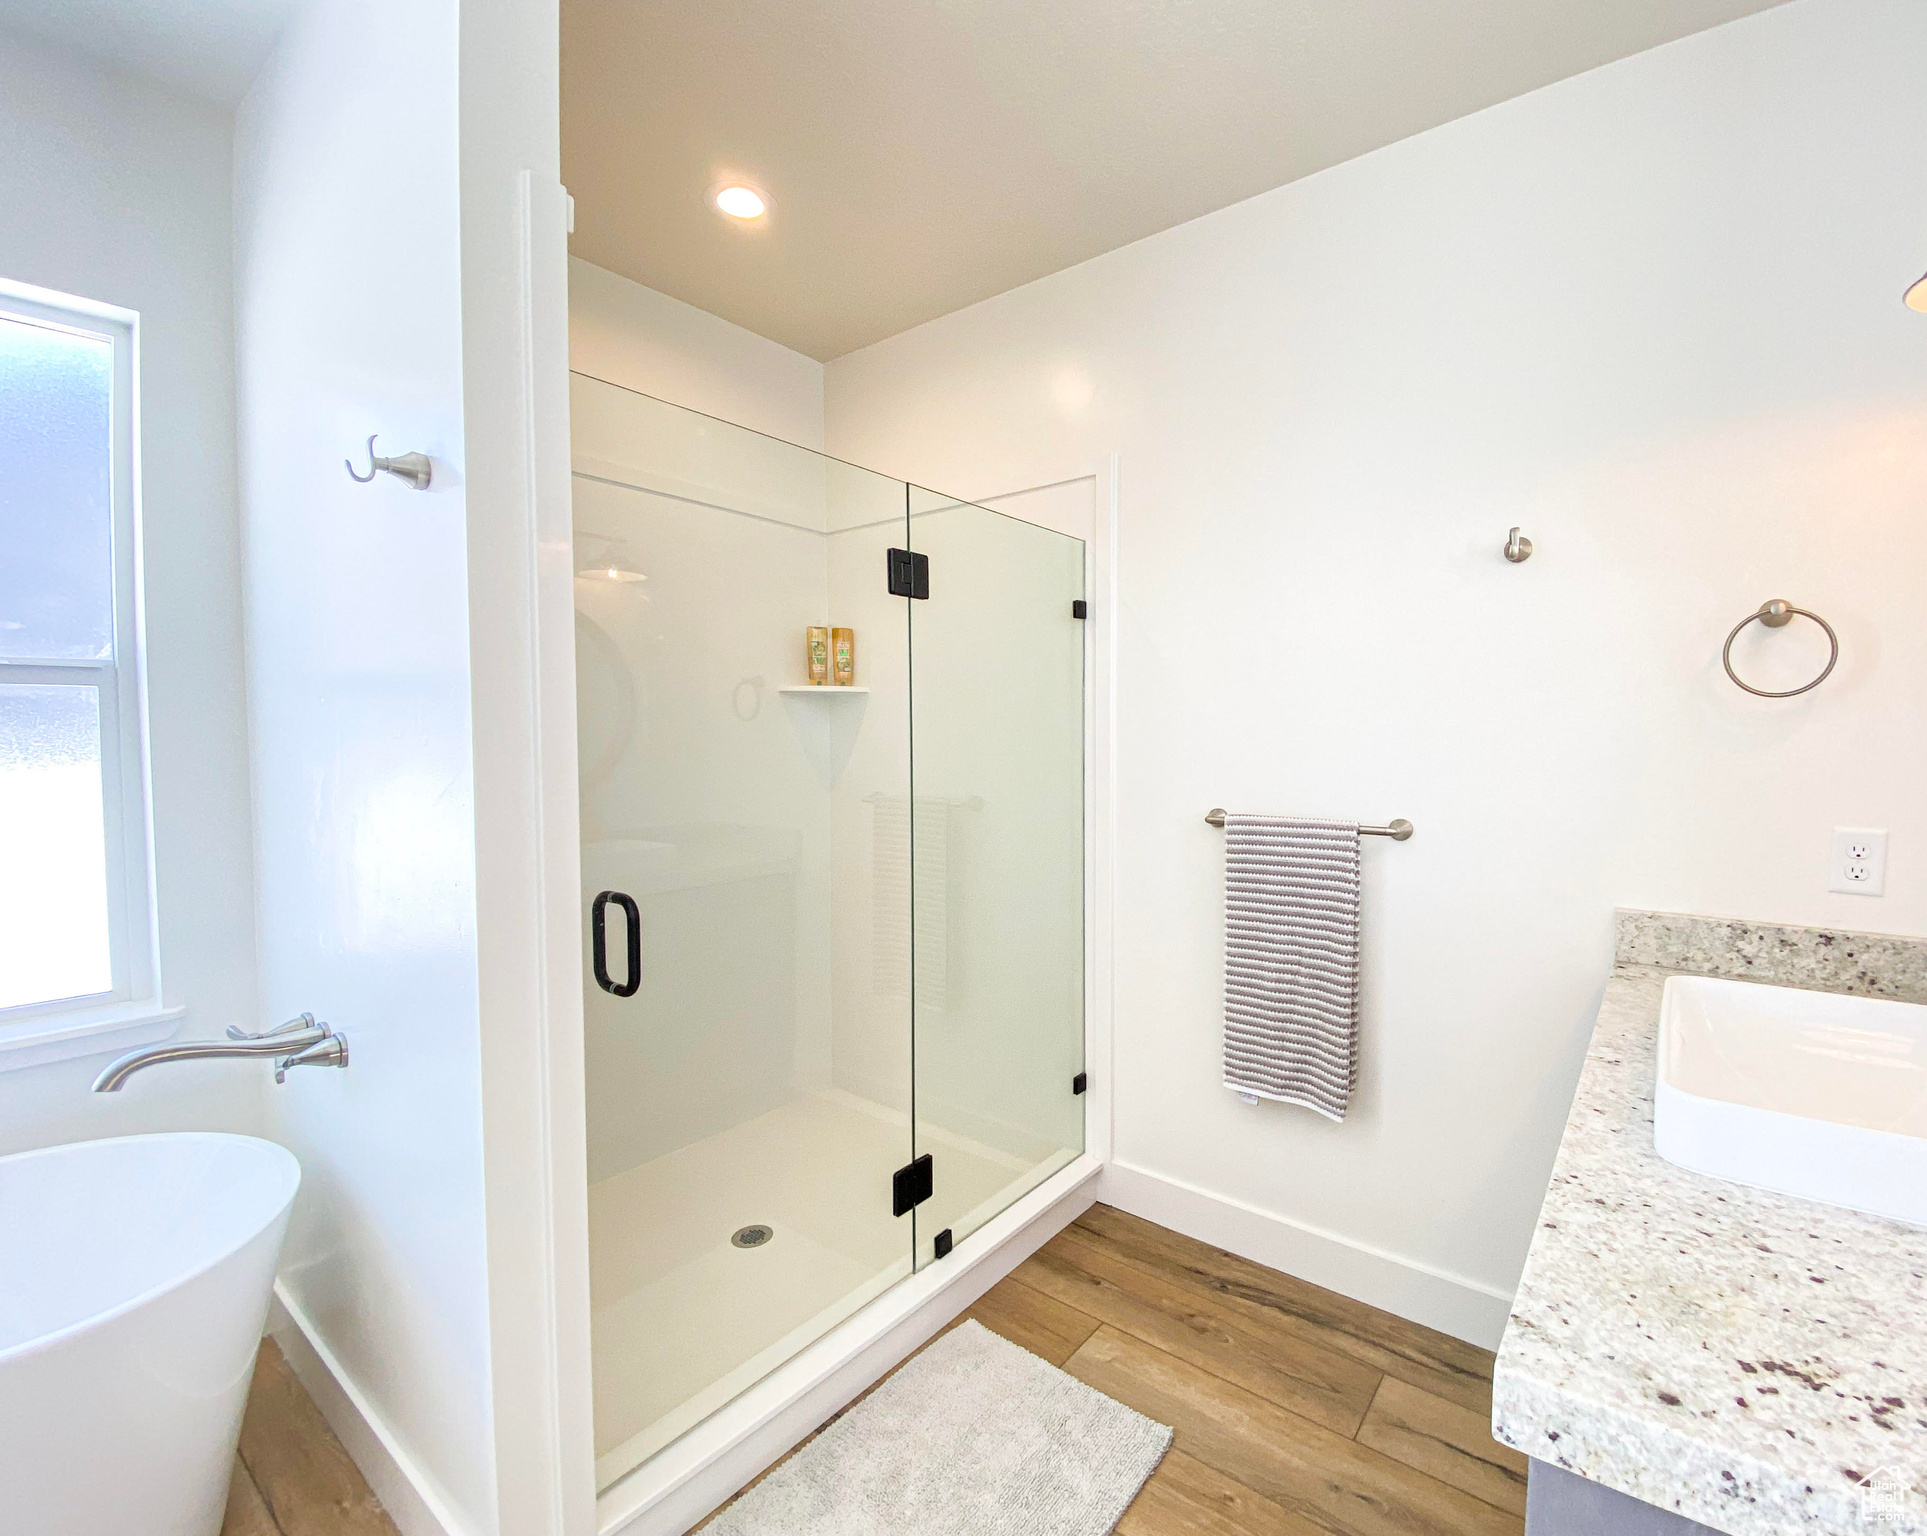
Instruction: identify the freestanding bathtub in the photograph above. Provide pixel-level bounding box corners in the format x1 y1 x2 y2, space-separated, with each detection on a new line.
0 1132 301 1536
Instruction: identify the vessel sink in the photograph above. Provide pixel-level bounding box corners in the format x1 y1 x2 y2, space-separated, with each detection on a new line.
1655 975 1927 1227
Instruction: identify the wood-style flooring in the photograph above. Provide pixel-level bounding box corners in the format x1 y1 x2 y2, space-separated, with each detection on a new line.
221 1339 401 1536
228 1203 1524 1536
704 1202 1527 1536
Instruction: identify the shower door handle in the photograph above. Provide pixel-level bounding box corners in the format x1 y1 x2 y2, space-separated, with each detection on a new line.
592 890 641 997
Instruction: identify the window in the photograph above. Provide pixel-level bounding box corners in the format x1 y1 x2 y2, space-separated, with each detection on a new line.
0 284 158 1039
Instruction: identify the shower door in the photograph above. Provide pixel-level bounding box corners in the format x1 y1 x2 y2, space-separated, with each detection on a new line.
904 489 1087 1266
572 376 916 1490
570 376 1086 1491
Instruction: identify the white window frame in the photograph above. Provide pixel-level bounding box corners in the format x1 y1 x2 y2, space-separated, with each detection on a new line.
0 279 176 1069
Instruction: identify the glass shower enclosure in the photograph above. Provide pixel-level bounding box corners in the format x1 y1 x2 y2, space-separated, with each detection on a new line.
571 374 1086 1490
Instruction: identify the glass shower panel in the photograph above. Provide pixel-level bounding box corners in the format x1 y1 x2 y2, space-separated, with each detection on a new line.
571 375 914 1490
905 489 1087 1266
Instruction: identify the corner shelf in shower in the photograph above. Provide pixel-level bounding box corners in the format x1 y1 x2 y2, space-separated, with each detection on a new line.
777 686 871 695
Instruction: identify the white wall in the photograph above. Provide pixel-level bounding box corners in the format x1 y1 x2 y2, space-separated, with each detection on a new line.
569 257 824 449
0 32 261 1151
825 0 1927 1343
234 1 497 1530
237 1 585 1529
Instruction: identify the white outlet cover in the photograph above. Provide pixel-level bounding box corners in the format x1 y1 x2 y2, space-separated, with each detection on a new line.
1829 827 1888 896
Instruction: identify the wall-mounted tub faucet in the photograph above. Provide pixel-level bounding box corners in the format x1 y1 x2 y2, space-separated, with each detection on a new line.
93 1013 349 1092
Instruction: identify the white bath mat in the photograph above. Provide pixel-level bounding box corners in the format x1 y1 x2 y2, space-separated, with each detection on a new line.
704 1319 1172 1536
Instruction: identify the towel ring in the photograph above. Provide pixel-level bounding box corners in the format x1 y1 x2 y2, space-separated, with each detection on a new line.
1721 599 1837 698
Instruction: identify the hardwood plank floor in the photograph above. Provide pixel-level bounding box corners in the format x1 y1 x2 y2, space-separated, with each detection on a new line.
221 1339 401 1536
1355 1376 1528 1515
962 1264 1103 1365
215 1206 1519 1536
1018 1227 1383 1436
1115 1448 1327 1536
702 1202 1523 1536
1072 1204 1500 1417
1069 1326 1517 1536
223 1458 282 1536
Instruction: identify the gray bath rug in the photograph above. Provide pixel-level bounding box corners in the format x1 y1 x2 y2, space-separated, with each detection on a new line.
705 1319 1172 1536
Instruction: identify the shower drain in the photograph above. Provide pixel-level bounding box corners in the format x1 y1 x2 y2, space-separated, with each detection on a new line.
731 1224 774 1249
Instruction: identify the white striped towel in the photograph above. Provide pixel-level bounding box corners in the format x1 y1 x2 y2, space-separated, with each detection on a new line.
1222 815 1360 1122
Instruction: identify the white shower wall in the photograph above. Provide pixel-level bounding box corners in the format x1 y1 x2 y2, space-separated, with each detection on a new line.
570 257 824 450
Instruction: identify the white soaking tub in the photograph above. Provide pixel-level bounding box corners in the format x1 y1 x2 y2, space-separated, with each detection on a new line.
0 1133 301 1536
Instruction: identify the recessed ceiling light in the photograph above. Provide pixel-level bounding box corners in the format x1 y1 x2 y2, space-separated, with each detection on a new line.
713 184 768 221
1907 268 1927 312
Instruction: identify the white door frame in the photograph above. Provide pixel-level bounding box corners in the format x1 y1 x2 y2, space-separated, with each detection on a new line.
515 169 597 1536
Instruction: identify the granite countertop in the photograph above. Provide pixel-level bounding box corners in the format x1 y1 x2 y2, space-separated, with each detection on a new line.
1492 911 1927 1536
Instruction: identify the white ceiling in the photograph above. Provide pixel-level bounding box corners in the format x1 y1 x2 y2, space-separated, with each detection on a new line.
564 0 1793 361
0 0 293 105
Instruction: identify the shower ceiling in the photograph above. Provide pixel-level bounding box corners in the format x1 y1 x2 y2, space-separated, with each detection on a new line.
562 0 1792 362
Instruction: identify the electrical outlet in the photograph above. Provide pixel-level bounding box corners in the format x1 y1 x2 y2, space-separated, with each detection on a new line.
1829 828 1888 896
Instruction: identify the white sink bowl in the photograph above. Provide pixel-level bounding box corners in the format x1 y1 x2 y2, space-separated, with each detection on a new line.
1655 975 1927 1227
0 1133 300 1535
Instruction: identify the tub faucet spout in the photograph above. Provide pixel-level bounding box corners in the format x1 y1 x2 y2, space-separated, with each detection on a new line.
93 1015 349 1092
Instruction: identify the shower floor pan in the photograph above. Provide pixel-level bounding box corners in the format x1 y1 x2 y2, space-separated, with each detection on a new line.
587 1089 1072 1489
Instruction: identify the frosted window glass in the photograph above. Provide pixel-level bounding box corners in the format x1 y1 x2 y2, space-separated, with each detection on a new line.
0 685 112 1009
0 315 114 661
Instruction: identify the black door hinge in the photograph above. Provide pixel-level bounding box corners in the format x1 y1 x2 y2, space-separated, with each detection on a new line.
933 1227 953 1259
1072 1071 1088 1095
892 1152 933 1216
1071 599 1087 619
887 548 930 599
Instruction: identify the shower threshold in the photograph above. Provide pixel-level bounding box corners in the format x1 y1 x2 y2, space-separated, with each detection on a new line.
588 1089 1078 1493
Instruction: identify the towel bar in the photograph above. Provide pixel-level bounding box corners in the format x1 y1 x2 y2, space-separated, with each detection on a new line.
1205 809 1413 840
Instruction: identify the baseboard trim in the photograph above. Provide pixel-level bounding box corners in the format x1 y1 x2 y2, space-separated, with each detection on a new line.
597 1153 1103 1536
1098 1161 1515 1349
269 1282 475 1536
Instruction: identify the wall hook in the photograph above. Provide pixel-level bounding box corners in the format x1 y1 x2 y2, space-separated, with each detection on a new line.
346 434 433 490
1503 527 1533 563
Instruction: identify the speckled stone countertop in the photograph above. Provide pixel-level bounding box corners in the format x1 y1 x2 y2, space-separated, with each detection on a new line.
1492 910 1927 1536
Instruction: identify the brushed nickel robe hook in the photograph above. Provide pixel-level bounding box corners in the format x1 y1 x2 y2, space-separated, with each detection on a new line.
346 435 433 490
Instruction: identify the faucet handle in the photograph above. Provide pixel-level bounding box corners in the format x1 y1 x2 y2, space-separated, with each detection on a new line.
228 1013 321 1043
274 1033 349 1084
